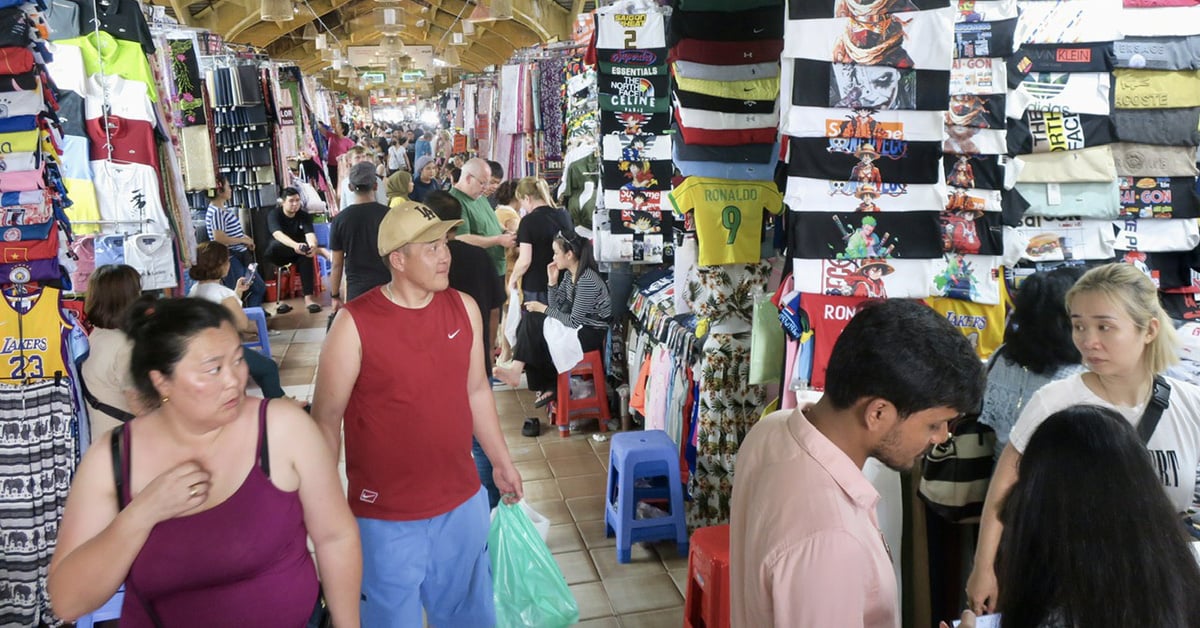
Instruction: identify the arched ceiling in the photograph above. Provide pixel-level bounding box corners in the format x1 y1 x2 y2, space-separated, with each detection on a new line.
150 0 587 84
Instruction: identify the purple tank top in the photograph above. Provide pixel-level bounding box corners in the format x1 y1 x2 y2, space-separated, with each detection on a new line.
118 400 319 627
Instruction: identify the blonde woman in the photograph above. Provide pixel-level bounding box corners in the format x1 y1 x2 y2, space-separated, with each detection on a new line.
966 263 1200 615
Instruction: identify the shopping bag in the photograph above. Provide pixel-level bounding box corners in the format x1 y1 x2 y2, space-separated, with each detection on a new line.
489 502 580 628
504 289 521 348
749 295 784 384
543 317 584 373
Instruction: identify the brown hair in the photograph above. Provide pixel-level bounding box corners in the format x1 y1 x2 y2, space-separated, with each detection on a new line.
189 242 231 281
84 264 143 329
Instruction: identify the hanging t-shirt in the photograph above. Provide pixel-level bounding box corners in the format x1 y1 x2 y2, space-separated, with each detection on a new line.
788 136 944 184
595 9 667 49
789 57 951 111
1111 143 1200 177
790 210 946 259
1113 35 1200 70
929 253 1004 304
924 294 1007 359
1009 71 1111 117
1112 217 1200 252
1119 176 1200 218
954 17 1017 58
1007 110 1117 154
783 105 946 141
792 257 937 299
1009 42 1116 74
1113 107 1200 146
1014 0 1123 44
799 291 871 390
669 177 783 265
1019 180 1122 218
1008 374 1200 511
1006 216 1117 263
124 232 176 290
1113 68 1200 109
1015 146 1117 183
950 56 1007 94
90 159 170 234
784 7 955 70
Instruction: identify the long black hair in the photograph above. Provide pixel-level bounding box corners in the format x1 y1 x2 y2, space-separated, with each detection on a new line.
996 405 1200 628
1002 266 1084 374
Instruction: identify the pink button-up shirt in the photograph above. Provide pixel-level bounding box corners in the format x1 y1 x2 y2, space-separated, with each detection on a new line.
731 409 899 628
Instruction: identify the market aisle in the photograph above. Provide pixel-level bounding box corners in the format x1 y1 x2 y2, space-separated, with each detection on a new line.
266 298 688 627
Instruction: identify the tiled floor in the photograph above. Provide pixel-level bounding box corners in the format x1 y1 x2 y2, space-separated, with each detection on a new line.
264 298 690 628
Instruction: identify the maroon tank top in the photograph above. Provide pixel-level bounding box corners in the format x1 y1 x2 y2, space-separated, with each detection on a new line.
116 400 319 627
342 287 480 521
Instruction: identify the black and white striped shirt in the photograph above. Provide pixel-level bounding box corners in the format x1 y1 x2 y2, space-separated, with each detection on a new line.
547 268 611 330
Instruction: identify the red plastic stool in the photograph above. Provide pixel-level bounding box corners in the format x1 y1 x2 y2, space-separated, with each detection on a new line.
684 524 731 628
550 350 610 438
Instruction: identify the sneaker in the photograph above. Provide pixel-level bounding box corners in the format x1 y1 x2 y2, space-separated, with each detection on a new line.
522 417 541 437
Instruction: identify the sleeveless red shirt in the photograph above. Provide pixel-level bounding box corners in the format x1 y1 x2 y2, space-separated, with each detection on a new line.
343 287 480 520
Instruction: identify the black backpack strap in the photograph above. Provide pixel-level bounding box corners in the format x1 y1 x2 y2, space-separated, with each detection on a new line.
110 424 127 511
1138 375 1172 444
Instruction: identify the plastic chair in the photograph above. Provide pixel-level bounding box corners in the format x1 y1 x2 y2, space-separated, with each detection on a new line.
550 350 611 438
604 429 689 563
242 307 271 356
683 525 731 628
74 587 124 628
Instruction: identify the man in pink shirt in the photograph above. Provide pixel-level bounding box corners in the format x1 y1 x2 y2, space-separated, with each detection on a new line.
731 299 983 627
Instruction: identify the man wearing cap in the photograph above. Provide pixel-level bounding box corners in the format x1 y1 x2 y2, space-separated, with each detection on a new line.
312 200 524 627
328 161 391 311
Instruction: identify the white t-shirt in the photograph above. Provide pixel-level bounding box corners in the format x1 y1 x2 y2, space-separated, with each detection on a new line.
189 281 237 304
1008 373 1200 511
124 233 176 290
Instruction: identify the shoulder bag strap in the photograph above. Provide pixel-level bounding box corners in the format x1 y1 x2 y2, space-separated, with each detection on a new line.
1138 375 1172 445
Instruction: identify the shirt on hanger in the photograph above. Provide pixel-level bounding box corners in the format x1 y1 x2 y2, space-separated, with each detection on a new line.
90 159 170 234
669 177 783 266
1119 176 1200 218
124 232 176 290
1111 143 1200 177
1018 180 1123 218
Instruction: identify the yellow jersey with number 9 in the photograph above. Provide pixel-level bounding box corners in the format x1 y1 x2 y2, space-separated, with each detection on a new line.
669 177 783 266
0 285 70 381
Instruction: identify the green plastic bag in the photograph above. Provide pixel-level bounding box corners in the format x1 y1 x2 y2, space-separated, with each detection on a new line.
489 502 580 627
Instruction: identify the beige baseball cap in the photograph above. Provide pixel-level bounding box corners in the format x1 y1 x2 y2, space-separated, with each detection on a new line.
377 201 462 256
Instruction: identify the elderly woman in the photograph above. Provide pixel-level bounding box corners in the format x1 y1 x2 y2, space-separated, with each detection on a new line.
495 231 611 407
48 298 360 626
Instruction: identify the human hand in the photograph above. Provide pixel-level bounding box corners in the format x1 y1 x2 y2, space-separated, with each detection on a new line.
939 610 977 628
131 460 211 525
524 301 546 314
966 566 998 615
493 464 523 504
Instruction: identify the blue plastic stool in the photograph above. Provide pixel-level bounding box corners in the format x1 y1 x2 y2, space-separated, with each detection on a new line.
242 307 271 356
74 587 124 627
605 429 689 563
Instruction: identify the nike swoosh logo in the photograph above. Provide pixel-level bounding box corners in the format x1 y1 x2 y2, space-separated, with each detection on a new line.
448 329 461 339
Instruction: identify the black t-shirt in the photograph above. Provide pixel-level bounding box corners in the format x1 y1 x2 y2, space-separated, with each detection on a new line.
448 240 504 316
267 206 314 241
517 206 572 293
329 202 391 301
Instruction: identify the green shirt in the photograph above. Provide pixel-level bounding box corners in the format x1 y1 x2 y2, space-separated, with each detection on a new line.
450 187 506 276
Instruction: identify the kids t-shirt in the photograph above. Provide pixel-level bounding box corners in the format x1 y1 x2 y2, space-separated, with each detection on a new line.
1008 373 1200 511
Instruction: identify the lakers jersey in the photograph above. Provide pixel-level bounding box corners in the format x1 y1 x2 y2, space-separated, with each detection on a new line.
0 285 70 380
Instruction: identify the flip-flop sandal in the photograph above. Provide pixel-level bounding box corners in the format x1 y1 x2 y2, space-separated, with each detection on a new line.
275 303 293 314
307 304 322 313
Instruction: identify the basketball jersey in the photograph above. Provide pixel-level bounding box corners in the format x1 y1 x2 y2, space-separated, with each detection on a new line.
923 292 1009 360
669 177 783 266
0 285 70 380
94 233 125 266
800 292 870 391
124 233 176 290
595 9 666 49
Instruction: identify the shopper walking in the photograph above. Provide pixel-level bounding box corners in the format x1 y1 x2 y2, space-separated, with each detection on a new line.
966 262 1200 616
311 202 523 626
49 298 361 626
731 299 984 627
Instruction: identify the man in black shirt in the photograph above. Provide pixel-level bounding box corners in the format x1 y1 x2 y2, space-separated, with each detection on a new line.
330 162 392 310
266 186 329 313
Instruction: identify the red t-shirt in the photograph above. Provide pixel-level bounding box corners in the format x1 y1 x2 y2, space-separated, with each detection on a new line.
801 292 871 390
343 287 481 520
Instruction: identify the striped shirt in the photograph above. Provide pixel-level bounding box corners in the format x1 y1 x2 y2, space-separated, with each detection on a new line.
205 203 247 252
547 268 611 330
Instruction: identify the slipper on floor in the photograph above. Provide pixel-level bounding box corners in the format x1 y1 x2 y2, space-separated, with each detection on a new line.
307 304 322 313
534 392 556 408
